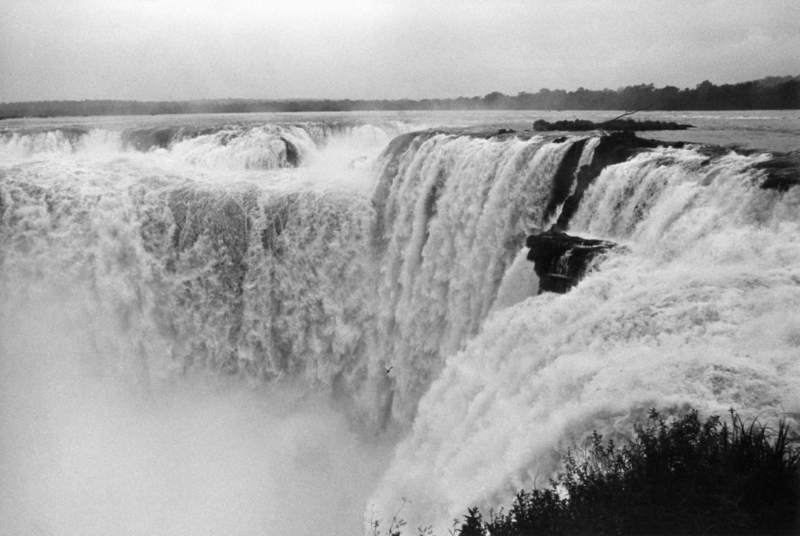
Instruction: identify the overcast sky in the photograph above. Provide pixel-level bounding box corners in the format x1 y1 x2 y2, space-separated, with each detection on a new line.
1 0 798 102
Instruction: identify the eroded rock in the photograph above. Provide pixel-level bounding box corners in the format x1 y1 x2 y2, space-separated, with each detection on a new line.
526 230 617 294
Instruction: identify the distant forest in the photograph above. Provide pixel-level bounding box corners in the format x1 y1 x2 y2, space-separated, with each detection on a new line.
2 75 799 119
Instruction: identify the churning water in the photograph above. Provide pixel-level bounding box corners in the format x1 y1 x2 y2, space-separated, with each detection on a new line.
1 111 799 534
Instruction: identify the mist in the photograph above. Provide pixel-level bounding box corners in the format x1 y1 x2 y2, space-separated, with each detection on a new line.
0 298 392 536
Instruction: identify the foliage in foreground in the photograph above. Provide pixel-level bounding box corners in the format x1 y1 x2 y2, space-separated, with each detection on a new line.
370 410 800 536
456 409 800 536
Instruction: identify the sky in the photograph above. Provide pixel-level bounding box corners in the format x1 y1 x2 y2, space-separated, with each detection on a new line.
1 0 799 102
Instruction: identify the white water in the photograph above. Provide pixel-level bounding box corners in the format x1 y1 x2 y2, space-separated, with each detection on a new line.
1 113 799 534
0 119 404 536
369 145 800 529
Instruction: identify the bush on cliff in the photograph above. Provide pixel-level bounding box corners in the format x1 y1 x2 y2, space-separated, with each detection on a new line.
460 409 800 535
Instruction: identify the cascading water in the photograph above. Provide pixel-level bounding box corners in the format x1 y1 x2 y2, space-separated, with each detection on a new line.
0 118 409 535
369 132 588 424
368 137 800 530
1 113 798 535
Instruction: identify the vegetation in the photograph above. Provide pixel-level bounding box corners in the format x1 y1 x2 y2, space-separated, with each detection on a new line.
2 76 799 119
531 118 692 132
374 409 800 535
457 409 800 535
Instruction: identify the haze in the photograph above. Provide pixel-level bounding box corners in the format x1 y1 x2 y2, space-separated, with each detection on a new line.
1 0 799 102
0 299 392 536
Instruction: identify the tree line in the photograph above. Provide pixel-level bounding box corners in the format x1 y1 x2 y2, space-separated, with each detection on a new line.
2 75 798 119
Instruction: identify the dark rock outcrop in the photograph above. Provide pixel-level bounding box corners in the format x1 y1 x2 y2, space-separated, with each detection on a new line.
526 230 617 294
280 137 301 167
533 118 693 132
553 132 686 230
755 152 800 192
543 139 588 223
121 127 181 151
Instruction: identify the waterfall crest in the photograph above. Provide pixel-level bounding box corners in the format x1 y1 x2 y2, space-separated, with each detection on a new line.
2 120 799 532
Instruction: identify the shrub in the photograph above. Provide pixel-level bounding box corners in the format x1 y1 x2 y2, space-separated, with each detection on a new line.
463 409 800 535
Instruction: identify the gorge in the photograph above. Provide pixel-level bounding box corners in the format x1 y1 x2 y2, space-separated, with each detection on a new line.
1 114 799 534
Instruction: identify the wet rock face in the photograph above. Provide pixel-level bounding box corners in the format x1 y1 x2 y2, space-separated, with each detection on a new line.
122 127 182 151
529 133 673 293
280 137 301 167
526 230 617 294
527 133 798 295
553 132 686 230
755 152 800 192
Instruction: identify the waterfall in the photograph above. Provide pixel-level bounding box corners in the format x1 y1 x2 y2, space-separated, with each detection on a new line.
0 120 408 170
368 138 800 530
370 133 592 423
0 128 585 424
1 119 798 533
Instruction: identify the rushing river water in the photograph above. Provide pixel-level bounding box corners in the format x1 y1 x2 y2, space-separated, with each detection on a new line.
1 111 799 535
